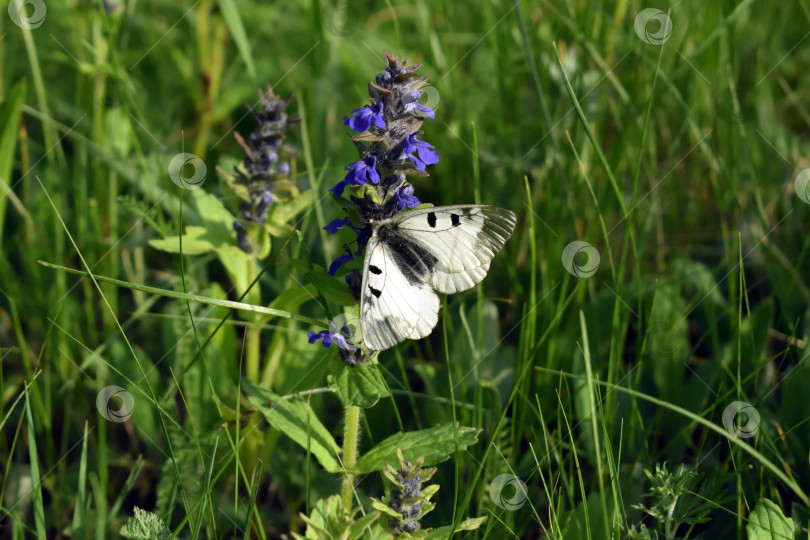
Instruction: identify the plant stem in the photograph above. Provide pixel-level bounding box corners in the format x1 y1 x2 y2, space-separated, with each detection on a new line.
245 319 261 382
341 405 361 509
245 263 261 382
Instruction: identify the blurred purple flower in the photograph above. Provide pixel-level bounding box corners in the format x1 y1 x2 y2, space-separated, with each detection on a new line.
324 217 353 234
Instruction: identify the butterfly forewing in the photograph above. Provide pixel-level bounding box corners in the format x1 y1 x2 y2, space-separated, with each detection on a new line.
360 204 516 351
394 206 517 294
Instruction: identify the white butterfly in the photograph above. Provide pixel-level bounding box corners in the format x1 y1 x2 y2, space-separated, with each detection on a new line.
359 205 517 351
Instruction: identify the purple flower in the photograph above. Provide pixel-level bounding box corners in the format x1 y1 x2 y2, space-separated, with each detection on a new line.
343 103 386 133
401 134 438 170
414 104 435 118
308 321 355 350
329 245 354 275
324 217 352 234
402 91 435 119
331 155 381 197
393 184 420 211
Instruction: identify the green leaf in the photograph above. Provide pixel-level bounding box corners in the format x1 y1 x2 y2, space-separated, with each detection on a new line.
329 362 389 408
354 424 481 474
242 379 341 473
566 492 613 540
295 494 381 540
426 516 488 539
301 261 358 306
646 281 688 402
746 498 795 540
149 225 219 254
0 81 26 240
348 512 381 540
268 285 319 312
216 244 253 296
216 0 256 77
269 189 315 232
371 498 402 519
723 299 774 370
191 188 239 236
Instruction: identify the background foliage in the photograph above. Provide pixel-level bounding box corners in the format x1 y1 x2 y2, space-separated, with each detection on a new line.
2 0 810 538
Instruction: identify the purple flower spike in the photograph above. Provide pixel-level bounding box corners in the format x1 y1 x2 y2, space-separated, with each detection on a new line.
343 102 386 133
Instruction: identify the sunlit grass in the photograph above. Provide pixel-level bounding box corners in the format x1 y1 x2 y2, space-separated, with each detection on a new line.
1 0 809 538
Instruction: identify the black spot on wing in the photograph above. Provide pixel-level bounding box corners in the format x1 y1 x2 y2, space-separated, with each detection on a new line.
369 285 382 298
427 212 437 228
369 265 382 275
451 213 460 227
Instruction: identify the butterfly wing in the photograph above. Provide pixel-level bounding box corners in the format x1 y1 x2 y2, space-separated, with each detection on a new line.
360 234 440 351
393 205 517 294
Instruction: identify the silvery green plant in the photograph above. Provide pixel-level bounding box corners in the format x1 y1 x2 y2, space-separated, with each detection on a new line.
119 507 170 540
627 462 731 539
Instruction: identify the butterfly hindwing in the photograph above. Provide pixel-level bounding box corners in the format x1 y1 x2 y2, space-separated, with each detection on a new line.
360 237 440 351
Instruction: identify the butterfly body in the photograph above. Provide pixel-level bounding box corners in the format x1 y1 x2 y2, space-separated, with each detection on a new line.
360 205 517 351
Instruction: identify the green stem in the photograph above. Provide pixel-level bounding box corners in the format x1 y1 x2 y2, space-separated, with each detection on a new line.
341 405 361 509
245 264 261 382
245 323 261 382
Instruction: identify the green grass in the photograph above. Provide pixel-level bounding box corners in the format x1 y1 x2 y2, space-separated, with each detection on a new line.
2 0 810 538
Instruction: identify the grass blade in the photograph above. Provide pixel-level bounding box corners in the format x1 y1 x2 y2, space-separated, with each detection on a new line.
23 387 46 540
243 459 262 539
